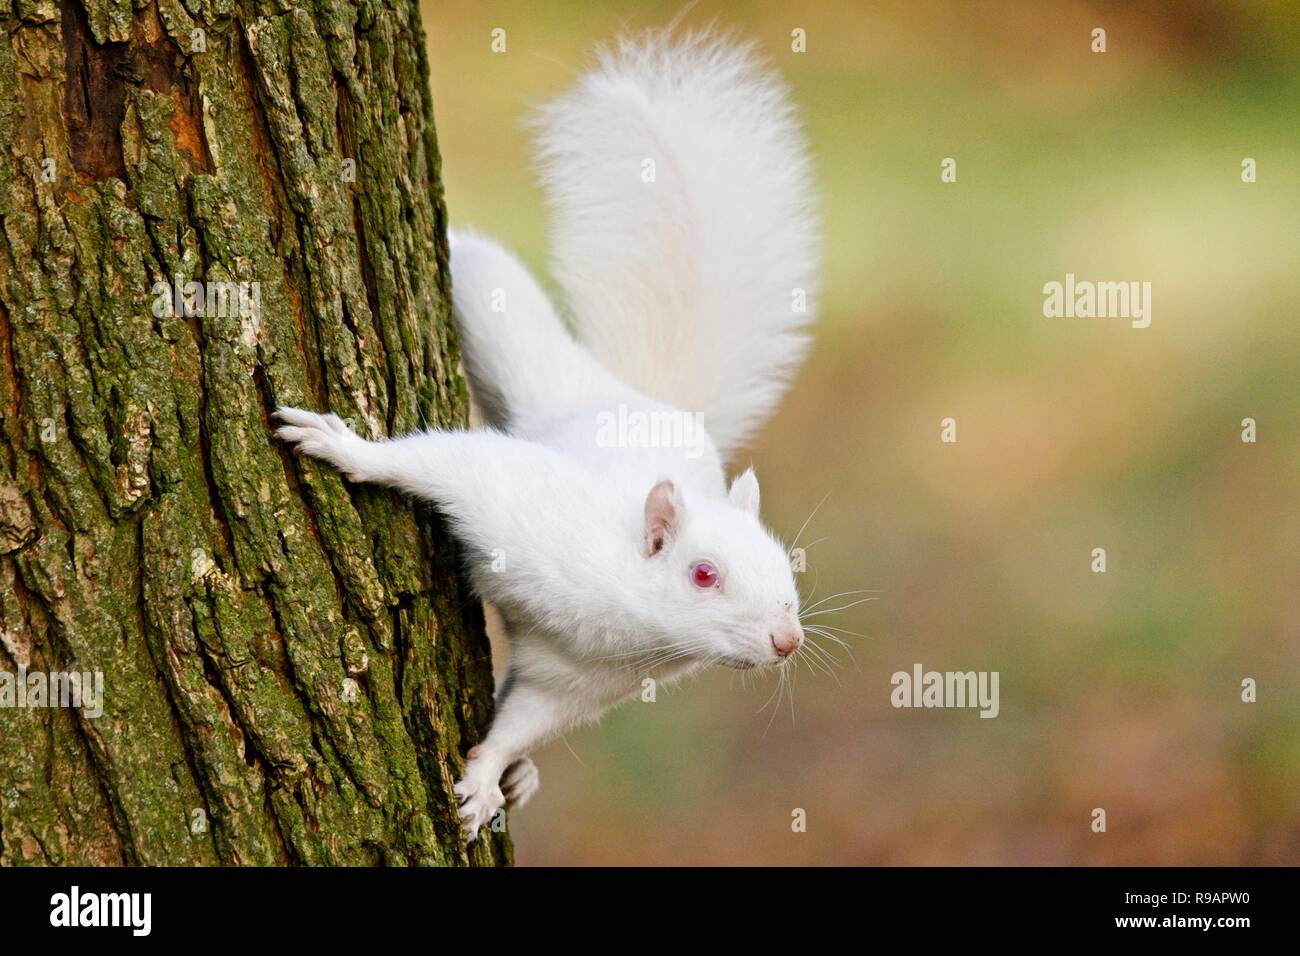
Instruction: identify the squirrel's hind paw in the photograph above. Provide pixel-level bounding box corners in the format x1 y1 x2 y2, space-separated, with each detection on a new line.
501 757 540 809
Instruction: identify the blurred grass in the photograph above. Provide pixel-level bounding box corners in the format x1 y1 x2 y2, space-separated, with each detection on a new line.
425 0 1299 864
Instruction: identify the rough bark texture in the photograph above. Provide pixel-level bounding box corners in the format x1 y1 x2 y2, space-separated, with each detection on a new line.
0 0 510 865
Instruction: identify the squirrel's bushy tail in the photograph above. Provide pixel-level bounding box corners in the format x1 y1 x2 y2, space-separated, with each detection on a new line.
532 29 819 459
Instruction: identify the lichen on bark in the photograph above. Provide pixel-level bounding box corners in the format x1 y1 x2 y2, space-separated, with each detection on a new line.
0 0 508 865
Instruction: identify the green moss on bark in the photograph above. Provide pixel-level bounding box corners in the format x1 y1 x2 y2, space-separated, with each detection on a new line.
0 0 508 865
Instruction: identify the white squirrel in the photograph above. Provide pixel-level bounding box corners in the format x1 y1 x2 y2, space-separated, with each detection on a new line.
275 29 819 839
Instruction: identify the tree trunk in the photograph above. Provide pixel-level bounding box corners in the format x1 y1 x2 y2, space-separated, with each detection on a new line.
0 0 509 865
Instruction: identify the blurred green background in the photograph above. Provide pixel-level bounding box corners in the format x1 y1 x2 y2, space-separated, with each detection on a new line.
423 0 1299 865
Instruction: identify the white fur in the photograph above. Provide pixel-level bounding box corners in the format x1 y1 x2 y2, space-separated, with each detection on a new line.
275 29 815 842
533 29 819 458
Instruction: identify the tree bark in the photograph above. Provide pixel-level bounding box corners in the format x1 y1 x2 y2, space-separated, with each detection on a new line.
0 0 509 865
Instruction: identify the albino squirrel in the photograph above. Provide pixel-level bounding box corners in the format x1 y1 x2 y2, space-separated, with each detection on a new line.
275 29 818 839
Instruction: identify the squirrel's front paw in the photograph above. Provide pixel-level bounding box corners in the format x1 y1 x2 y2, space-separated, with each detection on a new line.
273 406 370 481
454 754 506 842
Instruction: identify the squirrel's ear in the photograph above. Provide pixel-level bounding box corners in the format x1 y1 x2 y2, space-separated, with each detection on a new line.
728 468 760 517
643 479 684 557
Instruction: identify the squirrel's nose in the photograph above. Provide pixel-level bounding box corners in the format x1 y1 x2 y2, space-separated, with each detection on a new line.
771 625 804 658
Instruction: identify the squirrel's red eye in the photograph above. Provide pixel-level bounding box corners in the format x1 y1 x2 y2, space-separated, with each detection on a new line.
690 561 719 588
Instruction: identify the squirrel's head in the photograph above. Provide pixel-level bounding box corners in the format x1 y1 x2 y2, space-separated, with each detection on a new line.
639 469 803 668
